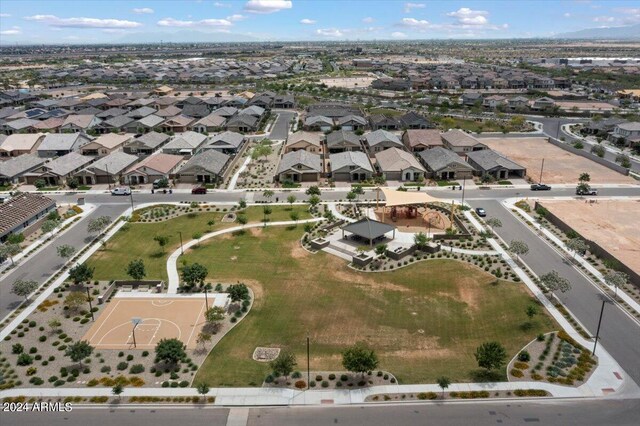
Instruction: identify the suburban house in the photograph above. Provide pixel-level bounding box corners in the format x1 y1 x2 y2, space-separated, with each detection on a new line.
26 152 95 186
160 115 194 133
0 133 45 157
80 133 134 157
608 122 640 147
374 147 426 182
201 131 245 155
441 130 487 156
418 146 475 180
1 118 40 135
326 130 362 153
483 95 507 109
182 104 210 119
59 114 102 133
532 97 556 111
582 118 626 136
226 114 259 133
0 193 56 242
156 105 183 118
177 149 231 184
123 153 184 185
74 151 139 185
276 150 323 183
508 96 529 111
336 115 367 131
126 114 164 133
371 77 411 91
369 114 400 131
285 131 323 154
305 115 333 132
127 106 156 120
0 154 49 185
211 107 238 119
461 92 483 106
364 130 404 154
101 115 135 133
273 95 295 109
399 111 431 129
37 133 92 158
191 114 227 133
466 149 526 180
162 131 207 156
329 151 374 182
123 132 170 156
402 129 443 153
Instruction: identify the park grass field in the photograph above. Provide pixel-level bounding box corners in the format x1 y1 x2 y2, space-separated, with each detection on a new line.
189 226 555 386
86 205 311 281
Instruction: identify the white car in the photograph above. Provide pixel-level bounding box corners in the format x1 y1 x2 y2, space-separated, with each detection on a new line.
111 187 131 196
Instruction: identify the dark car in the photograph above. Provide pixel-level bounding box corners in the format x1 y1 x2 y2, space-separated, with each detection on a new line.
530 184 551 191
475 207 487 217
191 186 207 194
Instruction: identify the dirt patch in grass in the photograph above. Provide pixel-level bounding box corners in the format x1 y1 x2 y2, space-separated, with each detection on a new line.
289 241 309 259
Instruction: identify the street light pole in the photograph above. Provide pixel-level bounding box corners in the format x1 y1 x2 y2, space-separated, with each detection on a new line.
129 191 134 213
539 158 545 185
86 286 94 321
592 300 606 356
178 231 184 255
306 335 310 390
461 175 467 206
204 286 209 311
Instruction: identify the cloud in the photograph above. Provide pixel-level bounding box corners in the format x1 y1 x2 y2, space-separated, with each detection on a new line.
300 18 316 24
132 8 154 14
157 17 232 28
593 16 615 23
214 1 232 7
446 8 489 26
563 13 572 18
613 8 640 24
227 14 246 22
24 15 142 28
244 0 292 14
362 17 374 23
404 3 425 14
399 17 432 30
0 13 11 18
0 26 21 35
391 31 407 38
316 28 343 37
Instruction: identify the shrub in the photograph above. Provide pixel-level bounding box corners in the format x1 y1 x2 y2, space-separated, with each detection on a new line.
264 374 274 383
518 351 531 362
315 375 323 381
116 362 128 371
340 374 348 382
100 366 111 373
292 371 301 379
514 389 547 397
17 353 33 366
328 373 336 380
179 381 189 387
510 369 524 378
162 381 169 388
417 392 438 400
12 343 23 354
142 351 149 357
309 381 316 388
321 380 329 388
294 380 306 389
126 354 134 361
130 364 145 374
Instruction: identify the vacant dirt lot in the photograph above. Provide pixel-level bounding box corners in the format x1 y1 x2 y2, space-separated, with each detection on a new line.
482 137 634 184
543 199 640 275
319 77 375 89
556 101 615 111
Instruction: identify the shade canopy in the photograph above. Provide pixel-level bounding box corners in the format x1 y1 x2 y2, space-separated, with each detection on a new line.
342 218 396 241
380 187 439 207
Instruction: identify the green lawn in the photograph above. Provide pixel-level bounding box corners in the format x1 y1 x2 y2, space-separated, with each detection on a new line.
189 227 555 387
86 205 312 281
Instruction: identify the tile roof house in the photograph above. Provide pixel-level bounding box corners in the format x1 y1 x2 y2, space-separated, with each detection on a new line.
326 129 362 153
374 147 426 182
80 133 135 156
402 129 443 152
364 130 403 154
160 115 195 133
127 106 157 119
399 111 431 129
0 154 49 184
201 131 245 154
329 151 374 182
304 115 333 132
276 150 323 183
177 149 231 184
1 118 40 135
124 131 170 156
123 153 184 185
37 133 93 158
0 193 56 241
285 131 323 154
440 129 487 155
226 114 259 133
101 115 135 132
156 105 183 118
182 104 211 119
74 151 139 185
369 114 400 131
191 114 227 134
27 152 95 186
336 114 367 131
0 133 46 157
162 131 207 155
466 149 526 179
418 146 475 180
127 114 165 133
59 114 102 132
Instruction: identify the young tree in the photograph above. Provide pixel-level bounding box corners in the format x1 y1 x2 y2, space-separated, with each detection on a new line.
413 232 431 249
182 263 208 288
11 280 39 301
65 340 94 366
485 217 502 231
0 243 21 266
68 263 94 285
342 342 379 378
237 214 248 227
197 382 210 396
526 305 538 321
539 270 572 299
112 383 124 400
374 243 387 258
155 338 186 365
207 219 215 230
205 306 226 324
126 259 146 281
352 185 364 200
87 216 112 235
287 194 297 208
153 235 170 253
227 283 249 302
262 189 274 202
196 332 212 349
346 191 356 203
578 172 591 184
603 270 628 297
48 318 62 333
64 291 87 312
262 205 272 223
289 211 299 224
56 244 76 261
508 240 529 262
565 238 589 260
474 341 507 372
436 376 451 398
305 186 321 196
238 200 247 209
308 194 320 207
41 219 60 238
270 350 297 379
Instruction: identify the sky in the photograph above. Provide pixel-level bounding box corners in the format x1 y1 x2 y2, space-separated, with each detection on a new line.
0 0 639 44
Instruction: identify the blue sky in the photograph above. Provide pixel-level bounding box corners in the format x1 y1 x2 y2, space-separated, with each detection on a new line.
1 1 639 43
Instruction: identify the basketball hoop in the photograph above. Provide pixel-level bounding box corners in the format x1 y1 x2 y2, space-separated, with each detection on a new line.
131 317 142 348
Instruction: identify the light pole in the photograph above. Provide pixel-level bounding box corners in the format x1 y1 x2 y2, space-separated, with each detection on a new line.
592 299 607 356
306 335 310 390
538 158 545 185
204 285 209 311
461 175 467 206
86 286 94 321
178 231 184 255
129 190 134 213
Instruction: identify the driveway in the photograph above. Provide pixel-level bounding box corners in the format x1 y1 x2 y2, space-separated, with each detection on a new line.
268 110 294 141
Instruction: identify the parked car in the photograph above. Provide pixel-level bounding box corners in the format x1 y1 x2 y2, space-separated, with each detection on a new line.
530 184 551 191
576 187 598 196
475 207 487 217
191 186 207 194
111 187 131 196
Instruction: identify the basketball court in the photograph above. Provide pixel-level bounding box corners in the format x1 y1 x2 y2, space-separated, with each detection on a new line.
82 297 208 350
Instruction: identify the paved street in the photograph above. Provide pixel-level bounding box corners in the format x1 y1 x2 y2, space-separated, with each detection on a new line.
0 204 128 319
468 199 640 385
268 110 295 140
4 399 639 426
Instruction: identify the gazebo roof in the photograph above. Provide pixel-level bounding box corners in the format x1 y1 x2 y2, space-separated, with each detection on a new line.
380 188 439 207
342 218 395 241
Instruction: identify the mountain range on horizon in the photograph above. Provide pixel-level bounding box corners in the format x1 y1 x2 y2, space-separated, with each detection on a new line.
554 23 640 39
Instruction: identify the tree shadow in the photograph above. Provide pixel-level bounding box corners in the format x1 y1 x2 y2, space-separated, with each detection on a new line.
469 369 504 383
150 251 165 259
